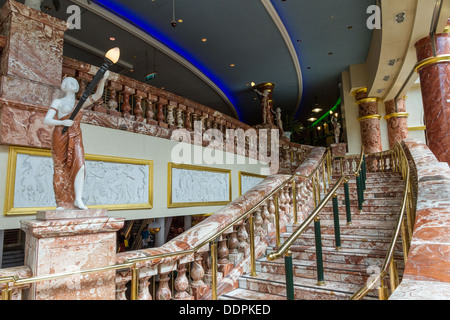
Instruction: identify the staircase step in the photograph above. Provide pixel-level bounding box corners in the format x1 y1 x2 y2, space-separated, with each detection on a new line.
278 233 402 251
237 272 378 300
267 244 404 267
318 211 398 221
219 288 286 300
257 257 379 285
287 219 396 237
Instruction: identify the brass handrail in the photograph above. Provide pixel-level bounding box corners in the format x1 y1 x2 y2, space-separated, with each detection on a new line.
354 146 365 176
350 142 412 300
267 175 347 261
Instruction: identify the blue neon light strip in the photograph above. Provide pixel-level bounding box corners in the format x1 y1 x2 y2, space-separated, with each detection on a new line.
91 0 241 120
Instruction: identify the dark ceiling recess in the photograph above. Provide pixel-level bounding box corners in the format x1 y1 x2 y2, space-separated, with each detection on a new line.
9 0 374 127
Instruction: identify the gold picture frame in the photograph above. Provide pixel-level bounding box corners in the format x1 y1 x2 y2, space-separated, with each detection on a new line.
238 171 267 196
4 146 153 216
167 162 232 208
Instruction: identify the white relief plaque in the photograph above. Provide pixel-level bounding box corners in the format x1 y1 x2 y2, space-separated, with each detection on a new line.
10 151 151 213
169 164 231 207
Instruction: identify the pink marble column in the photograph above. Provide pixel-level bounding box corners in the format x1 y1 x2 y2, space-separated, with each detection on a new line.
415 33 450 164
0 0 67 107
354 89 382 153
20 209 124 300
384 98 409 148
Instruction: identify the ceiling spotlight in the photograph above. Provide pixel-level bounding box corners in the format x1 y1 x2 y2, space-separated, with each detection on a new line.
251 82 256 87
395 12 406 23
110 37 116 41
312 107 322 113
388 59 398 66
178 19 183 23
230 64 235 67
307 117 317 122
201 38 207 42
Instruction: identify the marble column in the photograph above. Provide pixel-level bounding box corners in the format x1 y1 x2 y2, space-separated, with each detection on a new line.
0 0 67 106
384 98 409 148
414 33 450 164
354 88 382 153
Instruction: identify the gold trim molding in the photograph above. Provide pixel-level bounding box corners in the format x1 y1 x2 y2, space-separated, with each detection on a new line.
167 162 232 208
357 114 382 122
408 126 426 131
356 97 379 105
384 112 410 120
4 146 154 216
414 54 450 73
351 87 368 96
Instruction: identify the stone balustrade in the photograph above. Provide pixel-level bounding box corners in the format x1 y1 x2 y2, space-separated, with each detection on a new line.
331 150 396 175
61 56 313 173
389 139 450 299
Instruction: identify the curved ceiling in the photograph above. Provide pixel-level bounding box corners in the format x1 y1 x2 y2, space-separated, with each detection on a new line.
12 0 375 126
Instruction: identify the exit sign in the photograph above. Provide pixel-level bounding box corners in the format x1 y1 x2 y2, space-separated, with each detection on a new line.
145 72 157 81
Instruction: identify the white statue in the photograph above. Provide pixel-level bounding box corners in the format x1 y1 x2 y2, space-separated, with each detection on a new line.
254 88 271 124
273 107 284 134
43 72 109 210
331 115 341 144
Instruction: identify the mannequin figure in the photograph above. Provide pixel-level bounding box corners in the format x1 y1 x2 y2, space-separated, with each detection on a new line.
44 71 109 210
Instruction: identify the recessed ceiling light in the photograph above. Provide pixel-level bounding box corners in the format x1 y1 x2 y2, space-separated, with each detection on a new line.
388 59 398 66
307 66 311 69
328 52 333 55
201 38 207 42
312 108 322 113
383 75 391 81
178 19 183 23
230 64 235 67
110 37 116 41
395 12 406 23
308 117 317 122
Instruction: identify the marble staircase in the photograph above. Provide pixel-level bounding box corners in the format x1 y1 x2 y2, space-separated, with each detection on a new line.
220 171 405 300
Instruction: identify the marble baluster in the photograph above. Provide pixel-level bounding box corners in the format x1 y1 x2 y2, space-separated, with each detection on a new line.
121 87 133 117
166 102 176 127
190 252 209 300
134 90 146 122
176 106 185 128
138 273 153 300
107 81 121 116
185 107 193 131
174 262 194 300
115 271 129 300
156 101 166 125
156 272 172 300
145 99 155 122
